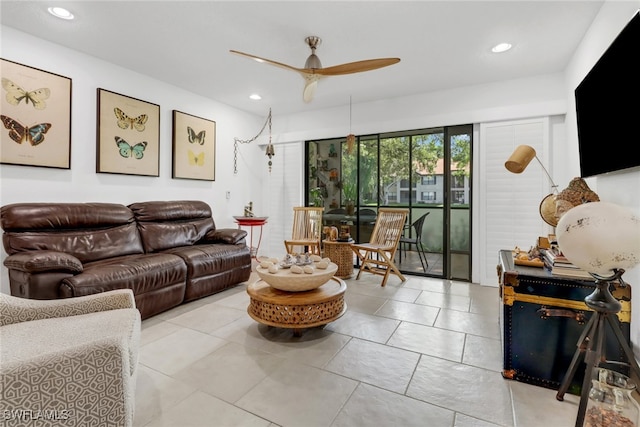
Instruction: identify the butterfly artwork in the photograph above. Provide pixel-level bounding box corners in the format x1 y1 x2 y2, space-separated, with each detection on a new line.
188 150 205 166
0 115 52 146
114 107 148 132
1 78 51 110
115 136 147 159
187 127 205 145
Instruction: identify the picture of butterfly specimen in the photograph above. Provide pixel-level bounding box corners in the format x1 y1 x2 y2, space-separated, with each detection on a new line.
114 107 148 132
1 78 51 110
187 127 205 145
188 150 205 166
115 136 147 159
1 115 52 146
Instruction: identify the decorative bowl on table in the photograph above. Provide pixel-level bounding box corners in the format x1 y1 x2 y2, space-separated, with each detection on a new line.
255 260 338 292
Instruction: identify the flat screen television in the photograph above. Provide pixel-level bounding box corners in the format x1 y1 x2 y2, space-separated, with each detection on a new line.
575 10 640 178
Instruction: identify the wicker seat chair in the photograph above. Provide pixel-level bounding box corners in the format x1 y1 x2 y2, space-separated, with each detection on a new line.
284 206 324 256
350 208 408 287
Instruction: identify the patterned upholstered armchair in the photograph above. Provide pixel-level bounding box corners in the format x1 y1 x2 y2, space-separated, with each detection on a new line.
1 289 141 426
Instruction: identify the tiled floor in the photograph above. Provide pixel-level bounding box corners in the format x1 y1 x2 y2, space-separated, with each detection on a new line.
134 271 580 427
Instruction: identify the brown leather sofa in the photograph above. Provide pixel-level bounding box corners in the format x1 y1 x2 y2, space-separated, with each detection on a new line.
1 200 252 319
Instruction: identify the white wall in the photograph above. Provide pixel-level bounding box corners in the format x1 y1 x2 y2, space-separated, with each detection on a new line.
562 1 640 356
0 27 273 293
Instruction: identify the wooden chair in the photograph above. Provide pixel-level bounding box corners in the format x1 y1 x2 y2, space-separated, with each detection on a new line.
284 207 324 256
350 208 408 287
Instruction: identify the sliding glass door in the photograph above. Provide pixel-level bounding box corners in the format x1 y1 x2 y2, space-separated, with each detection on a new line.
306 124 472 281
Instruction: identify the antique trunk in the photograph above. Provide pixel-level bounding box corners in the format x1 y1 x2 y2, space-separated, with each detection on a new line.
497 250 632 395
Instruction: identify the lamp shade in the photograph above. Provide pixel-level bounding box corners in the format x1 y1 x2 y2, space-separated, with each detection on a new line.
505 145 536 174
556 202 640 275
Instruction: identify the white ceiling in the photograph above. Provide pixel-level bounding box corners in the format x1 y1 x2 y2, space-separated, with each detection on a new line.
0 1 605 116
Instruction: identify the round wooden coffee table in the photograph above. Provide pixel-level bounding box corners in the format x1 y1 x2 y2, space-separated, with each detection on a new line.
247 277 347 336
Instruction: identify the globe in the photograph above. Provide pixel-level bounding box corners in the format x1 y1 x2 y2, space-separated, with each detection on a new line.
556 202 640 276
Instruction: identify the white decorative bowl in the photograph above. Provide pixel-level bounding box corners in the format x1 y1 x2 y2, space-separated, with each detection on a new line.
255 262 338 292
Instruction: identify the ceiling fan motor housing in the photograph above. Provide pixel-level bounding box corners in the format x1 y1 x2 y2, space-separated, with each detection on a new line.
304 36 322 69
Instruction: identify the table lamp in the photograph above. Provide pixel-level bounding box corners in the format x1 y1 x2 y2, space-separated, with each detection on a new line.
504 144 559 226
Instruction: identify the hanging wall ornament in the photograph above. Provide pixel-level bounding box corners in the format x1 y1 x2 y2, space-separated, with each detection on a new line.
233 108 275 174
346 96 355 155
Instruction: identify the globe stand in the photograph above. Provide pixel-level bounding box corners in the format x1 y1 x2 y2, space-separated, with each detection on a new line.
556 269 640 427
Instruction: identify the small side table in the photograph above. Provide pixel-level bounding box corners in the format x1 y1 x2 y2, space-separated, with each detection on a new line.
323 239 354 278
234 216 268 258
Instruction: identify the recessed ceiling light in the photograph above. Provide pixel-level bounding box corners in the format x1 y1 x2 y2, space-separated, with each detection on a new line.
249 94 262 100
48 6 74 20
491 43 512 53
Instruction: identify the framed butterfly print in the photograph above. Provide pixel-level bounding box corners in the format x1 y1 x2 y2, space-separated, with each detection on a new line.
172 110 215 181
1 59 72 169
97 88 160 176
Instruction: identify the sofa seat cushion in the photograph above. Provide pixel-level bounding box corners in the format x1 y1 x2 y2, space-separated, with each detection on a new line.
60 253 187 297
164 244 250 277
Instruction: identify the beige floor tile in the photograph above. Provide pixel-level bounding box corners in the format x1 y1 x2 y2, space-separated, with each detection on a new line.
139 328 227 376
257 327 352 368
145 390 271 427
172 341 287 403
387 321 465 362
375 299 440 326
454 413 504 427
324 310 400 343
462 334 503 372
167 303 246 334
434 308 500 340
509 380 579 427
407 355 514 426
133 365 196 427
389 286 423 303
332 383 455 427
140 320 183 346
235 362 358 427
414 289 472 312
343 292 387 315
324 337 420 393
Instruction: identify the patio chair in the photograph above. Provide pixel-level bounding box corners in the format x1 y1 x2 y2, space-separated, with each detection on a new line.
284 206 324 255
350 208 408 286
399 212 430 271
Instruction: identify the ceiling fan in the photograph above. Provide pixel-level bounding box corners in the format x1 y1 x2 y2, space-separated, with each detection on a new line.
230 36 400 102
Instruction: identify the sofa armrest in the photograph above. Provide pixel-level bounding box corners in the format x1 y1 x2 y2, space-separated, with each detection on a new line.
3 250 83 274
0 289 136 326
204 228 247 245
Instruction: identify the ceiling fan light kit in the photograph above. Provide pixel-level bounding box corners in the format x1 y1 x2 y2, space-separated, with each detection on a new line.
230 36 400 102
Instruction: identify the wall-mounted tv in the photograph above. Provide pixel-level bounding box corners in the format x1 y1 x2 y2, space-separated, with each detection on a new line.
575 10 640 178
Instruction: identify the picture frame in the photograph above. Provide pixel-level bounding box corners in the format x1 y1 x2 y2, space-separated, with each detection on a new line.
1 58 72 169
96 88 160 176
172 110 216 181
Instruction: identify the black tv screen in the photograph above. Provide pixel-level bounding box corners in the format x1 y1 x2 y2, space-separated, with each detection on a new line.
575 10 640 178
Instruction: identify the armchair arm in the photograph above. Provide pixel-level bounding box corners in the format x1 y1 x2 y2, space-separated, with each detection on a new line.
0 289 136 326
204 228 247 245
3 250 83 274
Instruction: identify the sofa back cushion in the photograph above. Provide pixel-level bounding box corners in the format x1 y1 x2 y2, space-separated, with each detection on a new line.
1 203 144 263
129 200 215 253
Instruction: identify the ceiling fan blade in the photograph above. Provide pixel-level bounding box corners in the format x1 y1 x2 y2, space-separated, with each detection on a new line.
302 74 321 102
313 58 400 76
230 50 305 74
303 80 318 103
